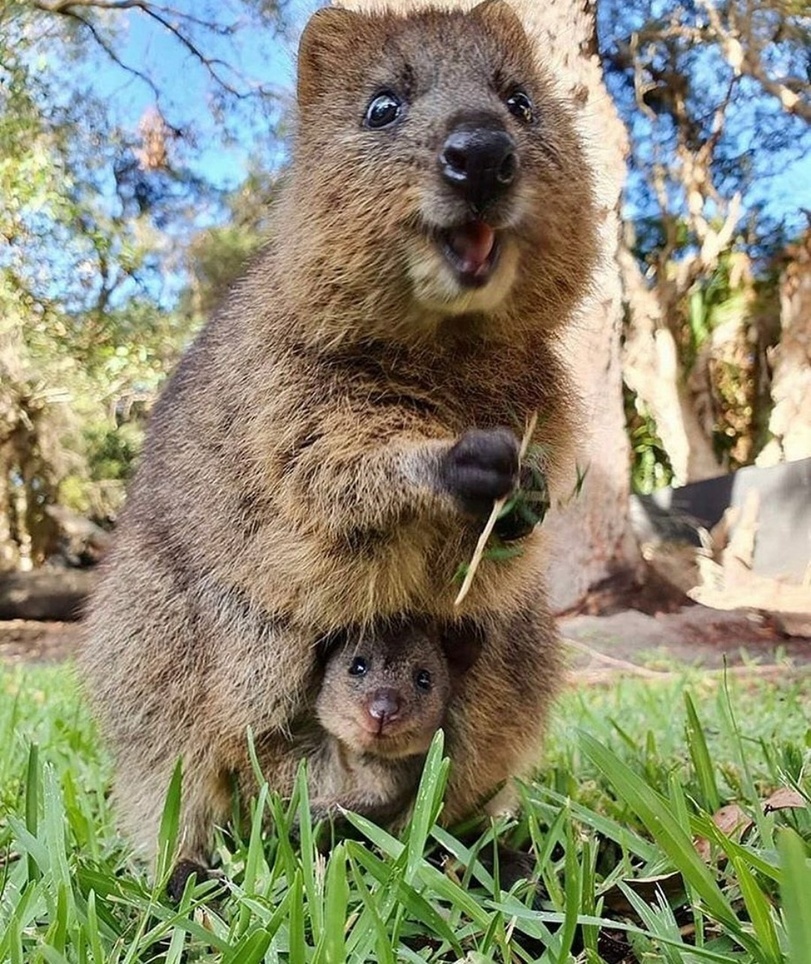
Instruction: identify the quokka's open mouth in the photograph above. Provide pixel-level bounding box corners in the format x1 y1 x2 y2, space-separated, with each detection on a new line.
437 221 501 288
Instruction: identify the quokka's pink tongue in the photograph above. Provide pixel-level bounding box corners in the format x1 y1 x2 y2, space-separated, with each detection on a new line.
449 221 496 276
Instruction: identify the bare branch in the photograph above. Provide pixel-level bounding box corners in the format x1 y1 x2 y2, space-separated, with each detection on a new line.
138 6 250 100
30 0 280 107
698 0 811 124
44 7 167 114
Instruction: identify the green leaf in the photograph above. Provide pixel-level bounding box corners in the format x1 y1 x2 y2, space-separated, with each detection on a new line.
728 853 781 964
236 781 269 938
347 854 395 964
405 730 449 884
288 869 306 964
314 843 349 964
579 732 752 948
347 842 465 954
556 816 581 963
155 758 183 884
222 929 272 964
24 742 39 883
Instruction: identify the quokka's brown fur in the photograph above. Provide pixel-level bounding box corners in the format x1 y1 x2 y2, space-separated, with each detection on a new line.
80 0 598 869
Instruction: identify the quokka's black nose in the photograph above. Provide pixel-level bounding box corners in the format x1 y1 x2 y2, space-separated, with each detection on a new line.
439 120 517 210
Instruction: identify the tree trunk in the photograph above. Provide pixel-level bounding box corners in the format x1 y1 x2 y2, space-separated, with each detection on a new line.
757 231 811 466
620 244 722 485
0 453 17 571
335 0 638 612
510 0 639 609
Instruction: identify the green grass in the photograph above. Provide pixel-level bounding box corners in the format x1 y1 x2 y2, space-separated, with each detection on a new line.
1 663 810 962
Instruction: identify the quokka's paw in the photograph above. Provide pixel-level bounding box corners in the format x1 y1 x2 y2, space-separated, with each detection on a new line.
441 428 520 516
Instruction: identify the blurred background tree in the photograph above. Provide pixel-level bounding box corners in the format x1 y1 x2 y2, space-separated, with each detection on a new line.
0 0 287 568
600 0 810 488
0 0 808 574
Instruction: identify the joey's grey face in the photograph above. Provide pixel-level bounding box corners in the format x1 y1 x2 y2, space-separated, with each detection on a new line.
316 630 450 759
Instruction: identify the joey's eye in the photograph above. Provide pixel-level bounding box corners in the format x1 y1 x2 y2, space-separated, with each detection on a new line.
365 91 402 129
415 669 432 691
505 89 535 124
348 657 369 677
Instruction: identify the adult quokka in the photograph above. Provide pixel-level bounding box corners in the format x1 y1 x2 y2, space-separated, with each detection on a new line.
81 0 597 874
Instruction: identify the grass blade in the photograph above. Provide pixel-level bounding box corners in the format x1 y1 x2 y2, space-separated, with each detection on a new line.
779 829 811 963
404 730 449 884
155 759 183 884
684 691 721 813
24 742 39 883
579 731 751 947
315 842 349 964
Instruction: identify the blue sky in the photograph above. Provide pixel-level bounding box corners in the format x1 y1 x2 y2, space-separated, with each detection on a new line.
46 1 811 243
65 0 324 189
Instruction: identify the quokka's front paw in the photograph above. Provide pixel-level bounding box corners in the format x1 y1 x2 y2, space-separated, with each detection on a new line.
440 428 520 516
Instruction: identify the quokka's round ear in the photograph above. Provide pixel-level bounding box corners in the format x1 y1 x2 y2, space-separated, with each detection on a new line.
314 625 351 665
297 7 367 109
469 0 527 39
440 618 485 678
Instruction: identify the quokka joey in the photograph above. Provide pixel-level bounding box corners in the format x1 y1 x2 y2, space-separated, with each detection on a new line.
168 618 477 901
307 617 481 824
81 0 597 876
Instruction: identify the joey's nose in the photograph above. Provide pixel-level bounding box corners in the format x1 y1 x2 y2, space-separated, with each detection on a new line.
440 125 517 209
366 688 401 732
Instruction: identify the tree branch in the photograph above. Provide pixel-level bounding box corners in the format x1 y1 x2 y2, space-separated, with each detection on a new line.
697 0 811 124
30 0 279 107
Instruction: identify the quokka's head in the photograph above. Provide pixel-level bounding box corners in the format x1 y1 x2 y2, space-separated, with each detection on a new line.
288 1 597 340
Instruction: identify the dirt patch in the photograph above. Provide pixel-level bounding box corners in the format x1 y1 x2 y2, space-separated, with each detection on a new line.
562 603 811 685
0 620 82 664
3 601 809 680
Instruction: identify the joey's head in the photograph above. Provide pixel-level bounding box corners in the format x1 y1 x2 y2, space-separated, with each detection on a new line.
316 622 452 760
286 0 597 343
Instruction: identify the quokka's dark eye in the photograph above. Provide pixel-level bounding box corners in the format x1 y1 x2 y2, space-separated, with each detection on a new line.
365 91 402 129
414 669 432 691
505 89 535 124
348 657 369 677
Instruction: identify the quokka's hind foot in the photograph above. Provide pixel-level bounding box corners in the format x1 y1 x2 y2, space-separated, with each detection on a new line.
166 858 210 902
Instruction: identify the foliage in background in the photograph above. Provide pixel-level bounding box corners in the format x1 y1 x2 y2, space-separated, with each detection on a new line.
0 1 287 567
1 0 809 563
623 383 675 494
600 0 810 485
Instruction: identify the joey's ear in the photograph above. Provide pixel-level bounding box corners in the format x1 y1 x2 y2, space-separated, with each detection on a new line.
297 8 367 109
314 626 350 665
440 619 485 678
470 0 526 40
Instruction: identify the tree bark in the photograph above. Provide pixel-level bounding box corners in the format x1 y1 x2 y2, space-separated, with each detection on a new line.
0 455 17 572
619 244 721 484
511 0 640 609
757 231 811 466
